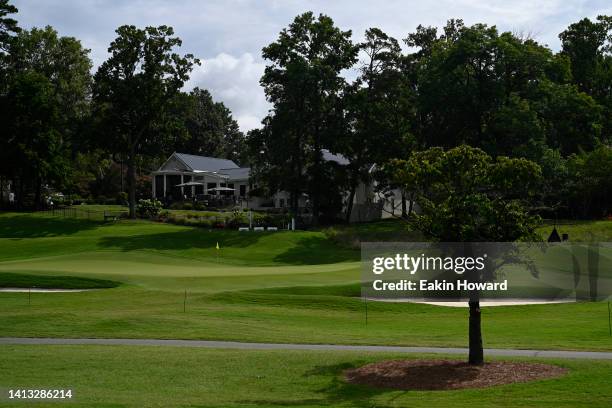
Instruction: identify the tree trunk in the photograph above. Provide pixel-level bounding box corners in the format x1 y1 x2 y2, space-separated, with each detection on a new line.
345 184 356 223
407 192 414 217
127 152 136 219
468 294 484 365
34 177 42 211
401 190 407 218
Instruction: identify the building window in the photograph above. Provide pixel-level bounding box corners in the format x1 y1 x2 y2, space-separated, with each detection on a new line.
239 185 246 197
207 182 217 195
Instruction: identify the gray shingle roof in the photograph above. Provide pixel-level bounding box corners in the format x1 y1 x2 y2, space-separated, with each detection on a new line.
174 153 238 172
219 167 250 181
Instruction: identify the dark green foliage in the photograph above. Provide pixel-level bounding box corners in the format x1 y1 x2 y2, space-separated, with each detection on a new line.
253 12 358 222
566 146 612 218
172 87 247 165
92 25 199 218
1 25 92 208
387 145 542 242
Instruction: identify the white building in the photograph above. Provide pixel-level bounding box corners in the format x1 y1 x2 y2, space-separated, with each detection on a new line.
152 152 407 221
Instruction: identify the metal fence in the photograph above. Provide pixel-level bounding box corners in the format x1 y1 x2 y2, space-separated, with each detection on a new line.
40 207 128 222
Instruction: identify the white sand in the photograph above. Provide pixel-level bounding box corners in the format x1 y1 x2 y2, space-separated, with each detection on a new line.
0 288 96 293
367 298 575 307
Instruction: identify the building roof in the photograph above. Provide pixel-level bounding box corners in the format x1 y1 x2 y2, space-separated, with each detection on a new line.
219 167 250 181
174 153 238 172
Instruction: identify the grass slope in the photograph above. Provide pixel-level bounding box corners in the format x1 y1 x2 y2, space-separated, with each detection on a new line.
1 213 612 351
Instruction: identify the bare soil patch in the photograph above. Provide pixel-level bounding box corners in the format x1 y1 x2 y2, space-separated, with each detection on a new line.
344 359 568 391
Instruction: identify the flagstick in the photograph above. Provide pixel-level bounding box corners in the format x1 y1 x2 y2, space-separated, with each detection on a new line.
608 300 612 336
365 295 368 326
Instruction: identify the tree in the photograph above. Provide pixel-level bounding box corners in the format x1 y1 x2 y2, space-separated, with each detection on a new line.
560 16 611 144
1 26 91 207
405 20 603 156
0 0 19 55
258 12 358 223
387 145 542 364
174 87 247 165
92 25 199 218
343 28 415 221
560 16 611 94
2 71 68 207
566 146 612 218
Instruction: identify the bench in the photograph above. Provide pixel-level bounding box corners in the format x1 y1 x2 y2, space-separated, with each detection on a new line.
103 211 120 222
253 227 265 232
266 227 278 231
238 227 249 232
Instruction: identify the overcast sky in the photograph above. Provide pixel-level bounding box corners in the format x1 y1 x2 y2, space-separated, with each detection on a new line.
12 0 612 132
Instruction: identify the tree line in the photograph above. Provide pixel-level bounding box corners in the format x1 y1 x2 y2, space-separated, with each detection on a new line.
251 12 611 224
0 1 246 216
1 1 610 221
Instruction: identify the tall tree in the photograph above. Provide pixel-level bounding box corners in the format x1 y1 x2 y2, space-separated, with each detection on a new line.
1 26 91 207
0 0 19 205
258 12 358 223
560 15 612 145
92 25 199 218
387 145 542 365
0 0 18 55
174 87 247 165
3 71 68 207
560 16 611 94
343 28 415 221
405 20 602 156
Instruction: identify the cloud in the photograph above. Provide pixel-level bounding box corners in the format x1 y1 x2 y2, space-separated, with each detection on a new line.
186 53 268 132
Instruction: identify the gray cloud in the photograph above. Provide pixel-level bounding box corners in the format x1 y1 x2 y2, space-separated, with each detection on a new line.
12 0 612 131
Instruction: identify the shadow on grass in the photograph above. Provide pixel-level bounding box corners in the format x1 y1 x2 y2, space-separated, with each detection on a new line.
98 230 359 265
0 214 101 238
273 236 359 264
239 362 398 408
0 272 120 289
98 229 265 252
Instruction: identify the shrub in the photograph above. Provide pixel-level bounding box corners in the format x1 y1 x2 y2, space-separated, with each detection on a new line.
116 192 128 205
136 199 162 219
227 209 246 228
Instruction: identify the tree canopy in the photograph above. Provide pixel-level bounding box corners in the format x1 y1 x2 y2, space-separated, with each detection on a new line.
92 25 199 217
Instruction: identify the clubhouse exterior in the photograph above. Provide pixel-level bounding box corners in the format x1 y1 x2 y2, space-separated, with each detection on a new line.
152 152 406 221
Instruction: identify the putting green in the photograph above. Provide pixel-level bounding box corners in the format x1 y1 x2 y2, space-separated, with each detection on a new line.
1 213 612 351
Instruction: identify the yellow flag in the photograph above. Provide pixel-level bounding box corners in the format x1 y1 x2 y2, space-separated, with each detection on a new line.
216 242 220 250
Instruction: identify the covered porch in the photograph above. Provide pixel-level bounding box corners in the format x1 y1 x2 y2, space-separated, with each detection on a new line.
151 170 233 201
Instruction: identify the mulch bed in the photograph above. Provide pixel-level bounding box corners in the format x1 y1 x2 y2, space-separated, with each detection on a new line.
344 359 568 391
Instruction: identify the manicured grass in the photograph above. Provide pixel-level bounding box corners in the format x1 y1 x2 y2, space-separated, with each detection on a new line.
2 281 612 350
0 212 358 265
69 204 128 212
0 272 119 289
1 213 611 351
1 345 611 407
